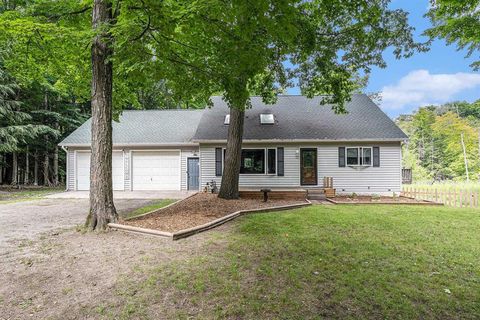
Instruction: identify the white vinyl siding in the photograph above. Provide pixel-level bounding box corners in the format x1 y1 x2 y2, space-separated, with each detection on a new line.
124 151 131 191
200 142 402 194
66 149 75 190
319 143 401 194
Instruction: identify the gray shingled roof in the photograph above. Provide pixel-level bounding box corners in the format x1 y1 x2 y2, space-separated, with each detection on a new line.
60 94 407 146
59 109 204 146
193 94 407 142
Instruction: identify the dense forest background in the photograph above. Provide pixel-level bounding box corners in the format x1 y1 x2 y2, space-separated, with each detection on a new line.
1 1 479 187
3 48 480 187
396 100 480 183
0 62 192 186
0 0 213 187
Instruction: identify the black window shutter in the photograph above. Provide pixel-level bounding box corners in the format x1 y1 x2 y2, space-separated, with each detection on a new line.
338 147 346 167
215 148 222 176
277 147 284 176
373 147 380 167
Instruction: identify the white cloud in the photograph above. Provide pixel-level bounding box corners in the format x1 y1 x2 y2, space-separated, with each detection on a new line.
380 70 480 110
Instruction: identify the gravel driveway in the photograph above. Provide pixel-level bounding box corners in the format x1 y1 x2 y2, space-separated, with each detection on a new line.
0 199 153 253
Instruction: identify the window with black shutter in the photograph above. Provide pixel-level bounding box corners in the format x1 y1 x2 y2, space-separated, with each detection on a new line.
338 147 346 167
267 149 276 174
215 148 222 176
277 147 284 176
373 147 380 167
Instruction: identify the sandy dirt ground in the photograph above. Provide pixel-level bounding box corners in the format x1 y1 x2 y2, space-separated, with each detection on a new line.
0 199 154 255
0 227 226 320
0 197 232 319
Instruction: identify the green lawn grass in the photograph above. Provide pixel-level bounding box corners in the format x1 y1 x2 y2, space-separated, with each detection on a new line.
107 205 480 319
123 199 176 219
0 187 63 203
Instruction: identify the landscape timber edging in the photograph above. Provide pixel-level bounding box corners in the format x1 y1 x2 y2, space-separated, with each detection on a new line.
108 223 173 238
108 199 312 240
172 200 312 240
123 192 199 221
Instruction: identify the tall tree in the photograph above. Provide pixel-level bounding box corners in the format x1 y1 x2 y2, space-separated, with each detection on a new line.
102 0 425 199
86 0 117 229
426 0 480 70
171 0 425 199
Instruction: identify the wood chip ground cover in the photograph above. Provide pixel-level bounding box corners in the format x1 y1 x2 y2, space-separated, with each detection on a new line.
122 193 306 232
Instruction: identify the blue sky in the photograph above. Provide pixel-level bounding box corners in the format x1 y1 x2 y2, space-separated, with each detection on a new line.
288 0 480 118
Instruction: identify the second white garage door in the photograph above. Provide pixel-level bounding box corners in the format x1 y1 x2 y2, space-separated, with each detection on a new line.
132 151 181 190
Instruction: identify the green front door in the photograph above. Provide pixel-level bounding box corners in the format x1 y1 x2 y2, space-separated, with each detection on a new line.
300 148 317 186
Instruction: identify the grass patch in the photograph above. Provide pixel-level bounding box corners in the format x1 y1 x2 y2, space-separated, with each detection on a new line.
123 199 176 219
104 205 480 319
0 187 63 203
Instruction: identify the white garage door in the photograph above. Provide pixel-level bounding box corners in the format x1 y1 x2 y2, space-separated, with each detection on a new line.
132 151 181 190
76 151 124 191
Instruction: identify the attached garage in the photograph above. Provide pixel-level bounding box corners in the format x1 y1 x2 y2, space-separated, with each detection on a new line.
75 151 125 191
131 151 181 190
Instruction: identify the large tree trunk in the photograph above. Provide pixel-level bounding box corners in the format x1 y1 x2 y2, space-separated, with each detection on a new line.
0 154 3 185
218 107 245 199
43 92 51 186
24 148 29 185
33 150 39 186
44 150 51 186
86 0 118 230
11 152 18 185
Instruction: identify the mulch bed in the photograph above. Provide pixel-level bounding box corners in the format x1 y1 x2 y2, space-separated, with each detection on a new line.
122 193 307 232
331 195 438 204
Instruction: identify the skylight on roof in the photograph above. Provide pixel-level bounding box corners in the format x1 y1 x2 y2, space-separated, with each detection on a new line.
224 114 230 125
260 113 274 124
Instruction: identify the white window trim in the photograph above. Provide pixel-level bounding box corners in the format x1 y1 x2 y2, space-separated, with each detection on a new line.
346 147 372 167
222 147 278 175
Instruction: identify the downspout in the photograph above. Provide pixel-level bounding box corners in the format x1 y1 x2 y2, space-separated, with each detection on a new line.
61 146 68 191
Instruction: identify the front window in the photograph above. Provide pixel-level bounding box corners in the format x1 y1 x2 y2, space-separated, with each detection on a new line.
240 149 265 174
346 147 372 166
362 148 372 166
347 148 359 165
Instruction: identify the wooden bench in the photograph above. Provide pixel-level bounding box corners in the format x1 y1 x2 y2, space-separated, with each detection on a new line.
239 189 307 201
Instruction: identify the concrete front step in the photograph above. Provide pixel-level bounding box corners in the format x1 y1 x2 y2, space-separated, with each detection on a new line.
307 195 327 200
306 189 325 194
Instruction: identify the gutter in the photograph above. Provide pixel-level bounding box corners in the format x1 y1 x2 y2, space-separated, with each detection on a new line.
58 142 200 148
191 138 408 144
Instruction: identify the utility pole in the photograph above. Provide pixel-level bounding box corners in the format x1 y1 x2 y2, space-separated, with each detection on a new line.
460 132 469 182
478 128 480 161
